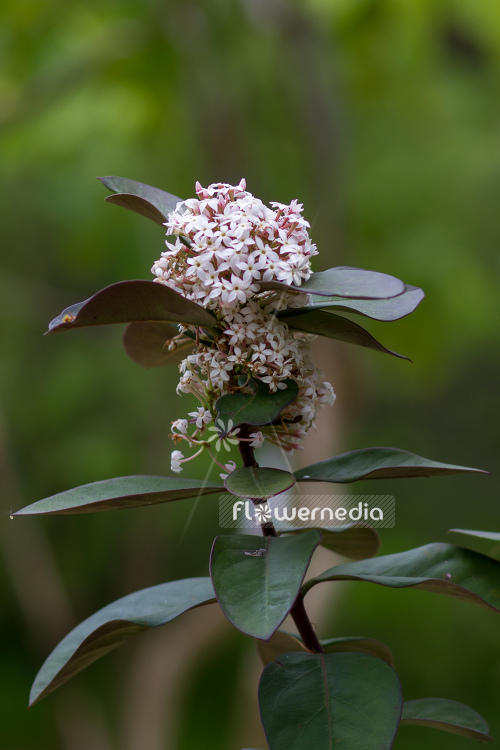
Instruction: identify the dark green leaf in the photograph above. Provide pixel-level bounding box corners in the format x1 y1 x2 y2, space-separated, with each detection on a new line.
123 321 194 368
294 447 489 483
256 630 394 667
447 529 500 561
98 175 182 225
46 280 216 334
259 652 402 750
14 476 223 515
283 525 381 560
215 378 298 433
279 284 424 321
302 543 500 615
30 578 215 705
210 532 321 640
321 637 394 666
283 310 409 360
401 698 493 742
258 267 405 299
224 467 296 499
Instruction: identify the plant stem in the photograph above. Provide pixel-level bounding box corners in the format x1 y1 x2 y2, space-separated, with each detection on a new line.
237 429 323 653
289 594 324 654
238 425 259 468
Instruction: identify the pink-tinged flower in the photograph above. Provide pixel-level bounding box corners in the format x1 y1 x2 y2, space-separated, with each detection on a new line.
250 431 264 448
221 274 259 306
171 450 184 473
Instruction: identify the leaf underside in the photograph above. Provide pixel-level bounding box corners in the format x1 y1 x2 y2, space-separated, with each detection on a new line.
98 175 182 225
303 542 500 615
224 467 296 499
447 529 500 561
256 629 394 667
122 321 194 368
400 698 493 742
47 280 216 334
279 284 424 321
283 525 381 560
259 267 406 300
30 578 216 705
14 476 223 515
284 310 410 360
294 447 489 483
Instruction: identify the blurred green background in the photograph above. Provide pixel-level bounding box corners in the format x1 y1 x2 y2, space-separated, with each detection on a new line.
1 0 499 748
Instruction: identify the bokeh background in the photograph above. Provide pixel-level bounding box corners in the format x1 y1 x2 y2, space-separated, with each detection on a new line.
1 1 499 748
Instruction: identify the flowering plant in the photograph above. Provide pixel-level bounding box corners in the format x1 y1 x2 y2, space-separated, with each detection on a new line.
15 177 498 749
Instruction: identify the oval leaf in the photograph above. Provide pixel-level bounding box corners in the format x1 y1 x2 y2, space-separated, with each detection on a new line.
283 525 381 560
401 698 493 742
302 542 500 614
14 476 223 515
210 531 321 640
98 175 182 225
279 284 424 321
123 321 194 368
224 467 296 499
30 577 216 705
259 652 402 750
46 280 216 334
294 447 489 483
284 311 409 360
447 529 500 561
258 267 405 299
215 378 298 433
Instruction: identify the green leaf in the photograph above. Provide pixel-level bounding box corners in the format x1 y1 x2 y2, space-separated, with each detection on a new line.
279 284 424 321
215 378 298 433
294 447 489 483
46 280 216 334
302 543 500 615
98 175 182 226
29 578 215 705
258 266 405 299
283 525 381 560
224 467 296 499
122 321 194 368
320 637 394 666
400 698 493 742
447 529 500 561
283 311 409 360
210 532 321 640
256 630 394 667
14 476 223 515
259 652 402 750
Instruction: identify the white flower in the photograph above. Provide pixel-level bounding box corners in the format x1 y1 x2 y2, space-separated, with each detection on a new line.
171 450 184 473
171 419 188 434
221 274 258 306
219 460 237 480
188 407 213 429
250 431 264 448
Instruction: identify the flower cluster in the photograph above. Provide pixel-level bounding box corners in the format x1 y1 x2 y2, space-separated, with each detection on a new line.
150 180 336 475
152 178 318 313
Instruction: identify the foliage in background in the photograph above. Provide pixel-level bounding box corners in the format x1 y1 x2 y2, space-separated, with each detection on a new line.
1 1 499 748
